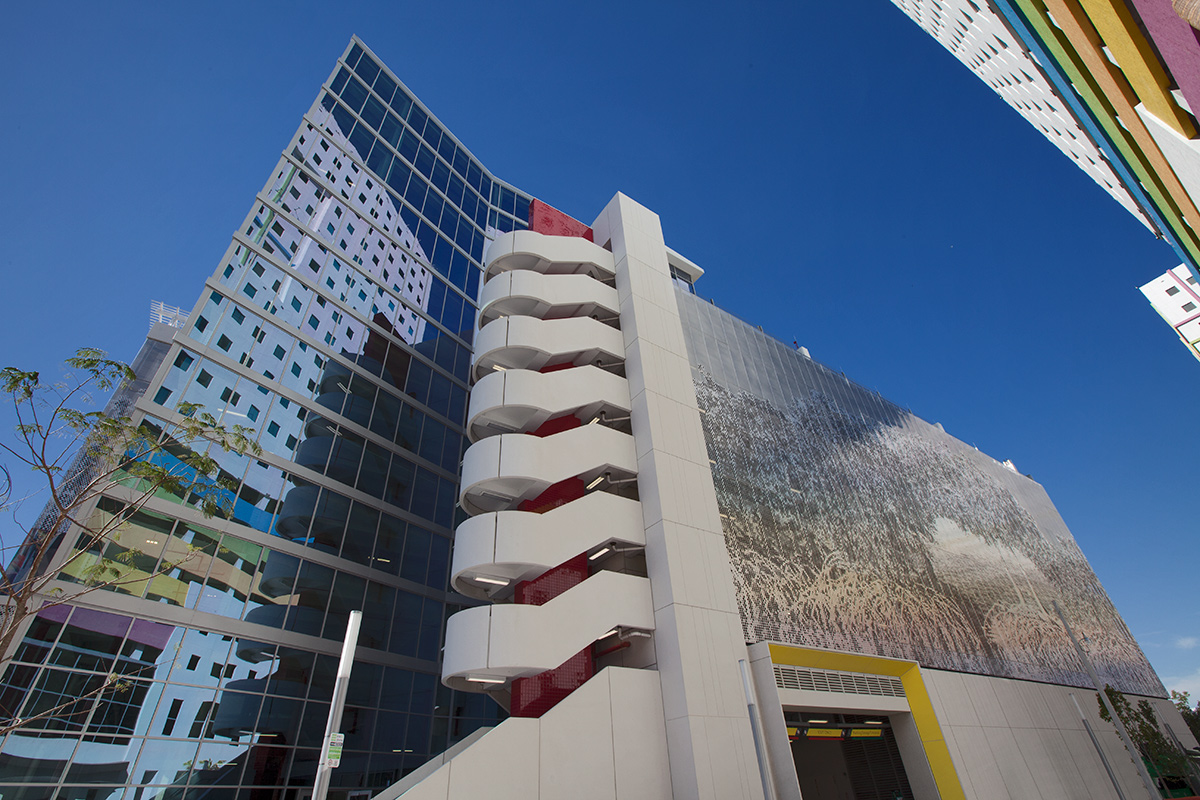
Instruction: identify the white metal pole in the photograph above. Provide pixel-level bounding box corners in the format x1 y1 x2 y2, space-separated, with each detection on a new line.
738 658 775 800
312 610 362 800
1054 601 1159 800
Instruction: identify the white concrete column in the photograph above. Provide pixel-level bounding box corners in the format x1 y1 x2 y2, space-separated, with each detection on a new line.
592 193 765 800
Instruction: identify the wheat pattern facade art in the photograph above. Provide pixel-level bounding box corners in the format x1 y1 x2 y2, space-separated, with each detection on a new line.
677 291 1162 697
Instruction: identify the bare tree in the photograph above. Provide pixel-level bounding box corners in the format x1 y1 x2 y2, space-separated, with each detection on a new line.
0 347 261 736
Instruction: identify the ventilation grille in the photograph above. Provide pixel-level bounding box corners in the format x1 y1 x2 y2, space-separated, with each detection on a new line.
773 665 906 698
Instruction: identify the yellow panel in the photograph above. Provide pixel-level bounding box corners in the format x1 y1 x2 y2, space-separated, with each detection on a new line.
1077 0 1196 137
1038 0 1200 236
923 743 964 795
901 671 942 742
767 644 966 800
806 728 845 739
899 668 966 800
849 728 884 738
767 643 911 676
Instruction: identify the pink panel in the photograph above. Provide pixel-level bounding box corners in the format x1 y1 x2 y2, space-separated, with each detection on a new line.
1126 0 1200 121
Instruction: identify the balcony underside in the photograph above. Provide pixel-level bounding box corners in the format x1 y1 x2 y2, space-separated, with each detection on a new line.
442 571 654 690
466 366 631 441
451 492 646 599
484 229 615 281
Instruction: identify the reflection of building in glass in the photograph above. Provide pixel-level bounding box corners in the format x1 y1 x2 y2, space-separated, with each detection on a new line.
0 37 528 800
1140 264 1200 362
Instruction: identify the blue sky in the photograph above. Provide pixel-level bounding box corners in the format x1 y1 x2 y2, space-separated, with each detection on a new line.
2 2 1197 696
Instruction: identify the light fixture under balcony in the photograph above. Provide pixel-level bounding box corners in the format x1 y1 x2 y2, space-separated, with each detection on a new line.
473 575 510 586
466 675 506 685
589 546 611 561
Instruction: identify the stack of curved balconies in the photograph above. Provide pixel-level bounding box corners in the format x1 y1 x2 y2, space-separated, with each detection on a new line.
442 230 654 714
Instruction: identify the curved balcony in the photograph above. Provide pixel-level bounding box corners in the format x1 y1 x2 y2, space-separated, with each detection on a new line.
212 689 307 739
218 676 309 698
293 435 363 484
314 392 373 429
441 571 654 690
484 229 615 282
466 366 631 441
459 425 637 516
478 270 620 328
472 316 625 382
256 554 337 599
451 492 645 599
276 485 322 539
234 638 277 663
243 603 327 637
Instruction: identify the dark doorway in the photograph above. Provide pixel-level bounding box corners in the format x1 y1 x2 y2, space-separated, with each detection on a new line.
785 712 915 800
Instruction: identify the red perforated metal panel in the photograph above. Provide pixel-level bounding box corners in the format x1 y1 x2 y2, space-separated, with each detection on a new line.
514 553 588 606
510 647 595 718
518 477 585 515
511 554 595 718
528 198 594 241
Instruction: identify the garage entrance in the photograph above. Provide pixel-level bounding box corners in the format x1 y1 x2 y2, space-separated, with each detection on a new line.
785 712 914 800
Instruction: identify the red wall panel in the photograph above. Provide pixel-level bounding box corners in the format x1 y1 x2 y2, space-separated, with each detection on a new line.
528 198 594 241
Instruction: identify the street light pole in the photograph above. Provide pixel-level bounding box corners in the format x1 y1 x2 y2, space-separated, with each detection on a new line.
1071 692 1127 800
1054 601 1159 800
312 610 362 800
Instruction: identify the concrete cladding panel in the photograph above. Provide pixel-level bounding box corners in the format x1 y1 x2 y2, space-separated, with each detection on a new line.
923 668 1199 800
594 194 766 800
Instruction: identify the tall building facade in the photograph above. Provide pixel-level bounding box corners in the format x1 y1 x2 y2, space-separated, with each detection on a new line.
891 0 1200 362
1140 263 1200 361
378 195 1196 800
0 38 528 800
4 35 1195 800
890 0 1200 281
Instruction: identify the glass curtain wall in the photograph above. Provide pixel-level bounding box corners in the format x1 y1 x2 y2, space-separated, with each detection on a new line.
0 37 531 800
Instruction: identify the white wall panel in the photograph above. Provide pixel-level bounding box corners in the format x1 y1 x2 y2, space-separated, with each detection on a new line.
450 492 645 598
472 315 626 378
924 668 1195 800
442 572 654 689
478 269 619 325
466 365 630 441
484 229 615 280
389 668 670 800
